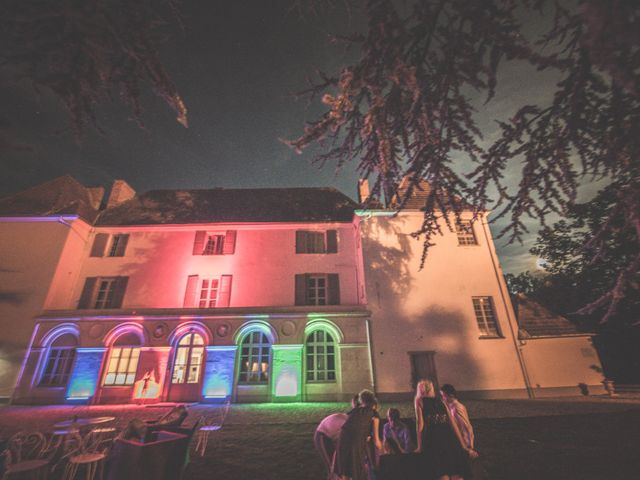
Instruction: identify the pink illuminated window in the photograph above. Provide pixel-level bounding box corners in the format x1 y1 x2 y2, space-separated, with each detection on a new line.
307 275 327 305
296 230 338 254
295 274 340 305
456 221 478 245
306 330 336 382
108 234 130 257
198 278 219 308
103 333 141 386
78 277 128 309
171 332 205 384
472 297 501 337
238 331 271 384
39 334 77 387
94 278 117 308
203 234 225 255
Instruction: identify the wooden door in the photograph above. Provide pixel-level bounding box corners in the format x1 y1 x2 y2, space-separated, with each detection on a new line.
409 351 439 391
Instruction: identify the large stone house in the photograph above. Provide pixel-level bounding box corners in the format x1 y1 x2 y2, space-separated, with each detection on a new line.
0 176 604 404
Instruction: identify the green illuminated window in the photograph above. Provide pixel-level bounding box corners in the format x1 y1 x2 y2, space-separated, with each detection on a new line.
306 330 336 382
238 331 271 384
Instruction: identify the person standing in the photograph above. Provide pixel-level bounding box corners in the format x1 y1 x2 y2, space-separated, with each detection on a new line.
414 379 472 480
315 395 360 479
333 390 383 480
440 384 477 456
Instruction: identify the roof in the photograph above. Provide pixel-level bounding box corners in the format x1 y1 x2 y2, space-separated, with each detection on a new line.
96 187 358 225
387 177 472 211
515 294 587 338
0 175 99 222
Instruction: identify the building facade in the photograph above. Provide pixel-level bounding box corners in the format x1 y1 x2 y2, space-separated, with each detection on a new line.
2 176 604 404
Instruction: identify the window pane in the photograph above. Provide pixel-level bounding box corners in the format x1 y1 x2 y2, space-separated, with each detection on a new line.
305 329 336 383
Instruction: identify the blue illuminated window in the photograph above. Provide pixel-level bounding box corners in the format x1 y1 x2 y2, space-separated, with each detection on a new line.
39 334 77 387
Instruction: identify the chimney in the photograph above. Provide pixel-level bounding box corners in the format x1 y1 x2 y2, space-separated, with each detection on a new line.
358 179 370 204
86 187 105 210
107 180 136 208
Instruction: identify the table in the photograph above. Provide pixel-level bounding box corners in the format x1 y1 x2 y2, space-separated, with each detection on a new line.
53 416 116 429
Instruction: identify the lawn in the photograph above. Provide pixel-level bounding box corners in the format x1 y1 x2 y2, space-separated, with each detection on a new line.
1 397 639 479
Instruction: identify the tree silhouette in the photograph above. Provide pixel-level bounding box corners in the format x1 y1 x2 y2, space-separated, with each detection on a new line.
287 0 639 323
0 0 188 141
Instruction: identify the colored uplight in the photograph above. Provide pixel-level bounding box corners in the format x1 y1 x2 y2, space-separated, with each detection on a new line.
202 346 237 401
274 369 298 397
66 348 105 402
271 345 303 402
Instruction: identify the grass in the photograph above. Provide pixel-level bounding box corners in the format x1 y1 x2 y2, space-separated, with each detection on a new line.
1 397 640 479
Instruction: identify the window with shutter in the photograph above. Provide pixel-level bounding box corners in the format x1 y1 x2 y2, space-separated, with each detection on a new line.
295 273 340 306
193 230 236 255
90 234 109 257
295 230 333 254
108 234 129 257
78 276 128 309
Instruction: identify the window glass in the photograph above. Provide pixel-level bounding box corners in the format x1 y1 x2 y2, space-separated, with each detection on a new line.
238 331 271 384
171 333 205 384
199 278 219 308
456 221 478 245
306 330 336 382
103 342 140 386
472 297 501 337
203 234 225 255
39 338 76 387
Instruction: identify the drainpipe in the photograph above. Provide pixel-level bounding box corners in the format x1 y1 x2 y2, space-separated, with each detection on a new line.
479 214 534 399
365 318 377 393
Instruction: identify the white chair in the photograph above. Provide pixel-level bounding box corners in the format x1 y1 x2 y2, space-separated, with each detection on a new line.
194 399 231 456
2 432 49 480
60 430 113 480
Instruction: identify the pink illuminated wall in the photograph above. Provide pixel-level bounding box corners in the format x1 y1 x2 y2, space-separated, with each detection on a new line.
46 222 362 311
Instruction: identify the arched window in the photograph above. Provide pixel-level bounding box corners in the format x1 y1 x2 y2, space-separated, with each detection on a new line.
103 332 141 386
171 332 205 384
39 334 77 387
306 330 336 382
238 331 271 384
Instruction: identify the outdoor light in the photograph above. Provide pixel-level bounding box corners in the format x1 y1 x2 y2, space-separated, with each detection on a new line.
202 346 237 401
66 348 105 402
271 345 303 402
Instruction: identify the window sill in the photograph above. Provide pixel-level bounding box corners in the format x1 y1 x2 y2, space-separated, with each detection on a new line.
478 335 504 340
306 380 337 384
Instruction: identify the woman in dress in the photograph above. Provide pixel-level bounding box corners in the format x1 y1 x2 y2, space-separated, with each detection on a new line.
440 384 477 456
414 379 472 480
333 389 383 480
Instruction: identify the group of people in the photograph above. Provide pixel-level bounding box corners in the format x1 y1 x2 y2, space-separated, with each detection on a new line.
314 380 478 480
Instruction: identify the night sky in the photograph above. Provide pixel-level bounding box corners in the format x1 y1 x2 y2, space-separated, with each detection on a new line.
0 1 605 273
